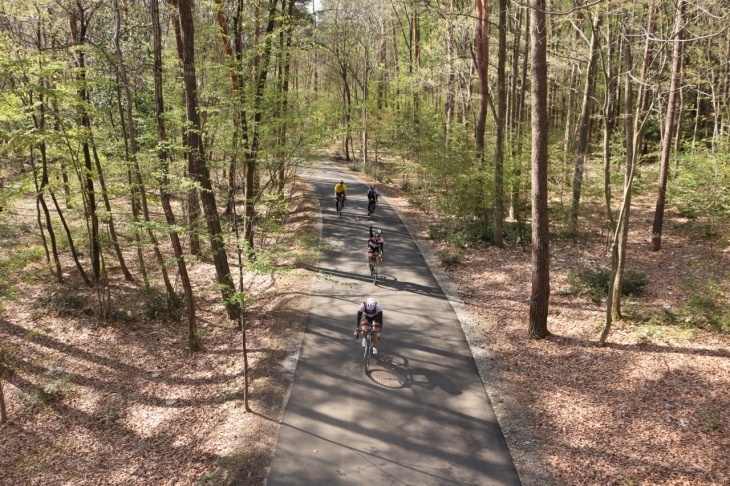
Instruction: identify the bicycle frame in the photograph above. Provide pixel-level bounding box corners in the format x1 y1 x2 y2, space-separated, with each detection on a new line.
369 252 381 283
367 199 376 216
336 194 344 216
359 321 380 371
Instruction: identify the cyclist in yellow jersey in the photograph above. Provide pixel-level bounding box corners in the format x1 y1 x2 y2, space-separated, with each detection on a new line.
334 180 347 209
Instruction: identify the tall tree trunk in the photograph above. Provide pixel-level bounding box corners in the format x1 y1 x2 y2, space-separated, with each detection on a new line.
0 380 7 424
493 0 507 246
33 81 63 282
69 4 101 281
91 140 134 282
167 0 201 256
50 190 92 285
567 12 602 234
213 0 241 216
30 146 51 272
241 0 279 253
561 63 577 202
474 0 489 156
610 6 654 323
151 0 197 350
528 0 550 339
275 0 296 194
114 76 149 286
177 0 239 321
378 17 387 111
413 3 420 120
509 5 522 137
445 0 460 144
651 0 686 252
114 0 178 300
602 17 617 230
510 8 530 221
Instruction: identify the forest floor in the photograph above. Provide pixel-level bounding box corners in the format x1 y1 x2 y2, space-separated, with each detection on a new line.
335 156 730 486
1 156 729 485
0 177 321 485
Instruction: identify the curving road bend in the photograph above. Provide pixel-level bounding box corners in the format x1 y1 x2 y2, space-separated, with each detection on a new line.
266 162 521 485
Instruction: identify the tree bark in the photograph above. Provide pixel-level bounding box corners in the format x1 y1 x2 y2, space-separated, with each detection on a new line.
167 0 202 257
528 0 550 339
177 0 239 321
69 4 101 281
602 17 617 230
510 8 530 222
151 0 197 350
567 12 602 234
50 190 91 286
608 6 654 328
33 80 63 282
240 0 279 252
474 0 489 155
651 0 686 251
493 0 507 247
0 379 7 424
112 0 177 304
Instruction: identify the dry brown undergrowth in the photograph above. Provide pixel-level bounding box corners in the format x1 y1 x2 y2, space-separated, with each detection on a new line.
341 158 729 486
2 159 728 486
0 177 320 486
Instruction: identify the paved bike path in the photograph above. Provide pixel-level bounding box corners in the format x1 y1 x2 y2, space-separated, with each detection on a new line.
266 162 521 485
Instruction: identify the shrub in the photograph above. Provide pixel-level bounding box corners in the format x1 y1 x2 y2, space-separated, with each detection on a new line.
569 267 648 304
437 247 464 265
137 287 185 321
683 279 730 333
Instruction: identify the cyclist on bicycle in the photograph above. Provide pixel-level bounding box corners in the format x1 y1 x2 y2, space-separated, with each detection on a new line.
334 180 347 209
367 185 379 215
354 297 383 354
367 225 384 269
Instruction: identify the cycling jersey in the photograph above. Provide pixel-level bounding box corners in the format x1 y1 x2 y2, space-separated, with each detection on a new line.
367 236 384 254
367 189 379 201
334 183 347 195
356 301 383 328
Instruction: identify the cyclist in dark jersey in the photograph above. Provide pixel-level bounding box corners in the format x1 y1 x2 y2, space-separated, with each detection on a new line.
367 225 384 268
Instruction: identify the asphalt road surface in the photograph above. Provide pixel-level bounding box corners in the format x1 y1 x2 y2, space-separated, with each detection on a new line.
266 162 521 486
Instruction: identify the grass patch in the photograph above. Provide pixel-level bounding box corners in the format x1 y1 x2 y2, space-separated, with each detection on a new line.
567 267 648 304
34 289 84 316
136 287 185 321
17 358 76 412
640 272 730 334
437 246 464 265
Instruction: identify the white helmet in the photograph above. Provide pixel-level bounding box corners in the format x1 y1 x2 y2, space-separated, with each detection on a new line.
365 297 377 312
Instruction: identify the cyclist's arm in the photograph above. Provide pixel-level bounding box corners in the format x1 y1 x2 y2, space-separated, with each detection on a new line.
375 311 383 328
356 310 363 327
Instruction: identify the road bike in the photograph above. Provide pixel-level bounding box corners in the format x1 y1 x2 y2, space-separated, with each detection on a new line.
336 194 345 217
368 252 382 284
357 322 377 372
367 198 377 217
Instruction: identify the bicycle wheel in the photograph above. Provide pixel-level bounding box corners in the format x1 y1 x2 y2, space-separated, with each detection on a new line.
364 334 372 371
